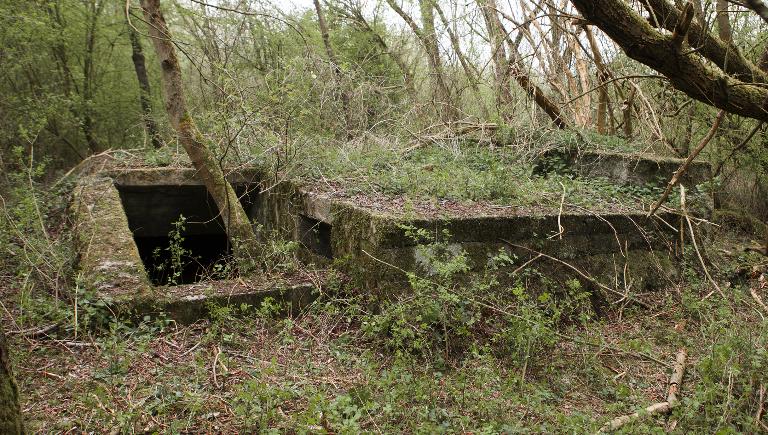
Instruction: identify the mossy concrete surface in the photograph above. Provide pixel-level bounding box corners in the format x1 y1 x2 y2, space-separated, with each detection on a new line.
278 184 682 297
573 150 711 188
324 199 679 294
132 278 317 324
71 176 153 301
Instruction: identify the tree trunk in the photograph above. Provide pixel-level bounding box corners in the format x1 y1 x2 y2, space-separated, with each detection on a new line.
716 0 732 43
139 0 258 267
584 25 611 134
126 16 162 149
312 0 352 137
82 0 103 154
0 325 23 434
568 29 592 127
385 0 455 123
478 0 512 120
623 86 636 138
570 0 768 122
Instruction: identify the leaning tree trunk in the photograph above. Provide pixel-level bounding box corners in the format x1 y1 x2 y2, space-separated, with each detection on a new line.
139 0 258 266
0 325 23 434
126 17 162 149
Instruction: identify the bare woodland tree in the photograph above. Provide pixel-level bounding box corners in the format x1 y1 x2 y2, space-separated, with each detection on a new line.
312 0 353 136
386 0 458 123
126 13 162 149
138 0 258 264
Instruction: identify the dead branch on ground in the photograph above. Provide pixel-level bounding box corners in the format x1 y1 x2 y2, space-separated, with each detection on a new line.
600 348 687 432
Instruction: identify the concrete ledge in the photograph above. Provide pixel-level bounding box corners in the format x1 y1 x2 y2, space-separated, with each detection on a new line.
71 163 685 314
535 149 712 189
126 279 317 324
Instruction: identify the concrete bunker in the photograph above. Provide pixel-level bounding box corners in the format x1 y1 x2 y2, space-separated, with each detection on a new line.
68 152 712 322
116 184 258 284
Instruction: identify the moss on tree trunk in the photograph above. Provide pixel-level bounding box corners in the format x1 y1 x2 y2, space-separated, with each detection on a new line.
0 325 23 434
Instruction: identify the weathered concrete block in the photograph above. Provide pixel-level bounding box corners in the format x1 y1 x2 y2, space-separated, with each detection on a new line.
535 149 712 189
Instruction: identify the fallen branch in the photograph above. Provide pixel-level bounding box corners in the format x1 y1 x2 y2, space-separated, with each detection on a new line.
751 274 768 315
600 348 688 432
10 323 59 338
667 348 688 403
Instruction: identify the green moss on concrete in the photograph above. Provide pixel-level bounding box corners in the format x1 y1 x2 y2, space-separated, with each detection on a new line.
70 176 153 301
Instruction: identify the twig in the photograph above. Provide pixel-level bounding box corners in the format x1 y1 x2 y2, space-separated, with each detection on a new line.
179 341 201 357
499 240 652 309
512 253 543 275
648 109 725 217
679 186 724 298
549 181 566 240
212 346 222 388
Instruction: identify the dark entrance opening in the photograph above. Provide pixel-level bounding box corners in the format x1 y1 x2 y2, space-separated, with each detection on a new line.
116 184 257 285
297 214 333 258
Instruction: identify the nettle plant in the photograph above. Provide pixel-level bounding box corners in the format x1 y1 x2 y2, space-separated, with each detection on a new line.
363 225 594 361
152 215 193 286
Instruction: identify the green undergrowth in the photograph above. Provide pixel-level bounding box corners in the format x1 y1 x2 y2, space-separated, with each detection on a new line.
3 179 766 432
2 135 762 432
128 129 684 213
9 267 768 432
286 139 676 211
